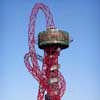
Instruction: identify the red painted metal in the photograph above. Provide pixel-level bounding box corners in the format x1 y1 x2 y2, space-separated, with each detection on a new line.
24 3 66 100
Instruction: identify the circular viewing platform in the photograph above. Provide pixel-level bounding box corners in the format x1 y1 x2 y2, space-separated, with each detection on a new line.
38 28 69 49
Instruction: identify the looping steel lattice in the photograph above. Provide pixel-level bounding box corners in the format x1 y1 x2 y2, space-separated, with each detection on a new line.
24 3 70 100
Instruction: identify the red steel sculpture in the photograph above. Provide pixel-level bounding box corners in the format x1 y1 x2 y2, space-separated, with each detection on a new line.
24 3 70 100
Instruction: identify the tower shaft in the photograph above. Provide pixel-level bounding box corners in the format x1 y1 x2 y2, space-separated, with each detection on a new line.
24 3 69 100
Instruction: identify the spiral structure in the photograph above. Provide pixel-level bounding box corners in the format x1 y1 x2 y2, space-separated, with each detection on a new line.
24 3 69 100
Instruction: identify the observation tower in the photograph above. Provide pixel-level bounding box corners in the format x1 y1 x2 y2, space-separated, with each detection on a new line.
24 3 71 100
